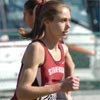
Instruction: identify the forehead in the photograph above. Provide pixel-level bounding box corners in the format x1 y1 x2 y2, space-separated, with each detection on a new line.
57 7 71 18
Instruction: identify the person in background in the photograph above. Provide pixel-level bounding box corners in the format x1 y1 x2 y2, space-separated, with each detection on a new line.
23 0 37 29
19 0 50 36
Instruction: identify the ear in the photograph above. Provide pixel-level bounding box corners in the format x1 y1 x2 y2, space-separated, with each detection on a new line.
43 18 50 25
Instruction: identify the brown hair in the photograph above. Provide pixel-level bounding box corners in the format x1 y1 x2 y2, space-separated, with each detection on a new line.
24 0 38 15
19 0 47 38
26 0 70 40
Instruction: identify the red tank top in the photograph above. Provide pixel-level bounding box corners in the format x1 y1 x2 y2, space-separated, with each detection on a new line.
36 40 65 86
11 40 66 100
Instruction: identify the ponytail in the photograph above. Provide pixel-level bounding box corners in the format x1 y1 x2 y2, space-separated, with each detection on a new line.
27 2 45 40
19 0 48 40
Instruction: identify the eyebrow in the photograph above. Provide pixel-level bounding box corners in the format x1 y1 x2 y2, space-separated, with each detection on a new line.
56 16 71 20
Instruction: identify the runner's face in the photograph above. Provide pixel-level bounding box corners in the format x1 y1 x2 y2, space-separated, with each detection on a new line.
46 7 71 39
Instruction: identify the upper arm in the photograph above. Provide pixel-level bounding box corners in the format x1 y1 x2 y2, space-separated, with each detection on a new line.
62 44 75 76
18 42 44 87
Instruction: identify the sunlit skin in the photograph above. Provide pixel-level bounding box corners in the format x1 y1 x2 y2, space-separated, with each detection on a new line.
42 7 71 46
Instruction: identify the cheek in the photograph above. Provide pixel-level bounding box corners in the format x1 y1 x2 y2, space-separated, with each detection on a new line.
57 23 65 31
52 24 63 35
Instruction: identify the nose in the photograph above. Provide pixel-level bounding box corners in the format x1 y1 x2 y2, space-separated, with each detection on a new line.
66 21 71 29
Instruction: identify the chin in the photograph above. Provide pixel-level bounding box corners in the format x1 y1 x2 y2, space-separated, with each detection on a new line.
62 35 67 39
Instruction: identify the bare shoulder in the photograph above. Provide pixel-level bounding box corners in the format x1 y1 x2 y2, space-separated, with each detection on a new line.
22 41 45 67
62 43 69 54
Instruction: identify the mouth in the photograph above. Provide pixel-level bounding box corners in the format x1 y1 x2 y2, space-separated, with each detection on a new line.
63 31 68 35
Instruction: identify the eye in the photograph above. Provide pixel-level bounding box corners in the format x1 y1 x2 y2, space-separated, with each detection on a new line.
61 18 67 22
62 18 71 23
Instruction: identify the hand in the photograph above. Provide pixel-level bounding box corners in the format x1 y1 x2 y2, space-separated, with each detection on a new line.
61 76 80 92
65 93 74 100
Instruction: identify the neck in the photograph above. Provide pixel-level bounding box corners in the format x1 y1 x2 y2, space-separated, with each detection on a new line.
42 36 59 50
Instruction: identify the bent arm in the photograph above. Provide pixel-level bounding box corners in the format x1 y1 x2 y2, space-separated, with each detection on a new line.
63 44 75 99
63 44 75 77
16 42 79 100
16 43 62 100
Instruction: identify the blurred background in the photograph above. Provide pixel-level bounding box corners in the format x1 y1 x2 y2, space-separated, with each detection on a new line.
0 0 100 100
